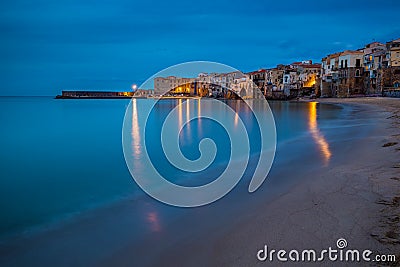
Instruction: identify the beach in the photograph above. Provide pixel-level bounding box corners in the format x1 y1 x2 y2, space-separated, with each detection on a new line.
209 97 400 266
0 97 399 266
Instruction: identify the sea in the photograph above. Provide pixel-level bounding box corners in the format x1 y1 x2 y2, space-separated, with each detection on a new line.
0 96 371 265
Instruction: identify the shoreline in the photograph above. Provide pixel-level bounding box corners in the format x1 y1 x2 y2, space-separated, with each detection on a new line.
211 97 400 266
0 98 398 266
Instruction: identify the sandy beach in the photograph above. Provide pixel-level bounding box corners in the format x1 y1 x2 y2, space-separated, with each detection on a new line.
208 97 400 266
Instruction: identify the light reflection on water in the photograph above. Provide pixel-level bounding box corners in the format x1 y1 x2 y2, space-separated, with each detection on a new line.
131 99 142 158
147 211 161 233
308 102 332 165
0 97 339 239
129 99 333 171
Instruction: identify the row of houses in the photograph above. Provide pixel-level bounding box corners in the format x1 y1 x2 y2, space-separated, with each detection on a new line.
153 71 264 99
247 60 321 99
320 38 400 97
151 38 400 99
247 38 400 99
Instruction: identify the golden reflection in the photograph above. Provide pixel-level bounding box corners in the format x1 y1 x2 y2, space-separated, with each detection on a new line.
186 99 191 136
197 99 202 136
131 99 141 157
234 100 240 128
147 211 161 232
308 102 332 165
186 99 190 121
178 99 183 130
198 98 201 118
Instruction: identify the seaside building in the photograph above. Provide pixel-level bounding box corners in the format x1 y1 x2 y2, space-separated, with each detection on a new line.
382 38 400 96
154 76 196 96
195 73 212 97
134 89 155 97
152 38 400 99
231 75 259 99
321 51 364 97
321 53 339 97
321 38 400 98
363 42 388 95
247 69 267 95
337 50 364 97
387 38 400 67
209 71 245 97
153 71 262 99
266 66 285 99
282 67 298 97
247 61 321 99
290 60 321 96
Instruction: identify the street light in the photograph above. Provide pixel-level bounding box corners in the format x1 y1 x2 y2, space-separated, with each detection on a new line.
131 84 137 91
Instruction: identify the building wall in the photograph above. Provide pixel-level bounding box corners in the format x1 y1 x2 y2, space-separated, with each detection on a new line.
383 66 400 88
390 47 400 67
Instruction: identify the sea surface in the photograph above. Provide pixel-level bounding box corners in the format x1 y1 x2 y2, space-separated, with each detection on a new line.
0 96 350 243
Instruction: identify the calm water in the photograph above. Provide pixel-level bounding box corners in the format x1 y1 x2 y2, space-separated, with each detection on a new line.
0 97 344 241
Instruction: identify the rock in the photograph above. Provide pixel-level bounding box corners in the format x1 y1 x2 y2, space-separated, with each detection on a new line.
383 142 398 147
393 163 400 168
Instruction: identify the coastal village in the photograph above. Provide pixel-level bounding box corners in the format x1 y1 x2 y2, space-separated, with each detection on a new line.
134 38 400 100
58 38 400 100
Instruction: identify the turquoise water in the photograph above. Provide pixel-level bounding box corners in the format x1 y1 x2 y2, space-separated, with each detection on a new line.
0 97 343 240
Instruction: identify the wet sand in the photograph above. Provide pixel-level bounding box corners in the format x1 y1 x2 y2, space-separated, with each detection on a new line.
208 97 400 266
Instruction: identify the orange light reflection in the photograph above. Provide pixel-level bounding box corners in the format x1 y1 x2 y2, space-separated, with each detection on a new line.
308 102 332 165
234 101 240 128
147 212 161 232
186 99 190 135
178 99 183 130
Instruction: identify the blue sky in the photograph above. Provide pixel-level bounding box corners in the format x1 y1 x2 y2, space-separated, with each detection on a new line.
0 0 399 96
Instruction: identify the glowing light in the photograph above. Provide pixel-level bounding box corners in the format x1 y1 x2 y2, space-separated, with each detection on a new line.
197 99 202 136
308 102 332 165
178 99 183 130
186 99 190 122
304 74 317 87
234 101 240 128
198 98 201 118
186 99 191 136
132 84 138 91
131 99 142 157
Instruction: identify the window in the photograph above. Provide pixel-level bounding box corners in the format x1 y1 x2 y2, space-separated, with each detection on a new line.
355 69 360 77
341 60 344 68
345 60 348 68
356 59 361 67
